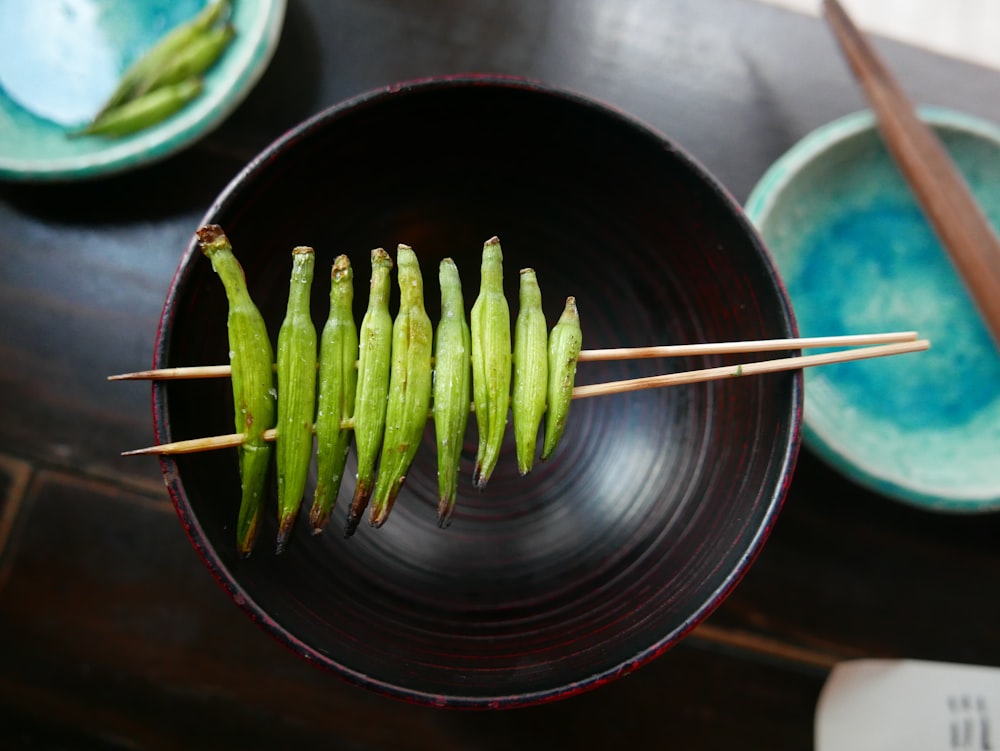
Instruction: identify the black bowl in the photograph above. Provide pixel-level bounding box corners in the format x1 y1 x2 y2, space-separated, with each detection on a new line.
154 76 801 708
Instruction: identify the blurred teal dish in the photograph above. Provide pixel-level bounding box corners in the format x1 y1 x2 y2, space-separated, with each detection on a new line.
746 107 1000 512
0 0 286 181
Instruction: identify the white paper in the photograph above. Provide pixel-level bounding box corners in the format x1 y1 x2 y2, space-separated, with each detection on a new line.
816 659 1000 751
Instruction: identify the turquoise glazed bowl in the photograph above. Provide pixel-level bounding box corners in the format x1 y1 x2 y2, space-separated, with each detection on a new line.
747 107 1000 512
0 0 285 181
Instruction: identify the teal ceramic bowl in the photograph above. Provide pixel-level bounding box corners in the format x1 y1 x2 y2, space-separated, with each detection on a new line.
0 0 285 181
747 107 1000 512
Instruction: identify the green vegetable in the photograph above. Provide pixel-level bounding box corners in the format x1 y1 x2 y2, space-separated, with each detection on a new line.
309 255 359 534
197 224 276 557
94 0 231 118
76 78 204 138
511 268 548 476
369 245 434 528
432 258 471 527
542 296 582 461
275 247 318 553
346 248 394 537
470 236 512 489
133 23 235 99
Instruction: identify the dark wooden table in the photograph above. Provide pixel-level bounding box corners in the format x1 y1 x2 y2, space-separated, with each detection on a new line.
3 0 999 748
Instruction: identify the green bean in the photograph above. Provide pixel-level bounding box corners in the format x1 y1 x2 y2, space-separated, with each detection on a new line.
133 23 235 100
346 248 394 537
433 258 471 527
309 255 358 534
369 245 434 528
77 78 203 138
197 224 275 557
511 268 548 476
94 0 230 117
275 247 318 553
470 236 512 489
542 297 582 461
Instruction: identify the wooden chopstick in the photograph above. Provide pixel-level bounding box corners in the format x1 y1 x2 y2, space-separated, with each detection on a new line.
123 338 929 456
108 332 919 381
823 0 1000 350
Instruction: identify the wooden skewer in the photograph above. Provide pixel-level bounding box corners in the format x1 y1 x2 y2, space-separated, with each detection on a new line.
124 339 929 456
571 338 928 399
109 364 234 381
108 332 919 381
122 431 270 456
575 330 917 361
823 0 1000 350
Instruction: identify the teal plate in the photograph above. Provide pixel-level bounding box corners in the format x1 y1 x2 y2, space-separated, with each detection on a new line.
0 0 285 181
747 108 1000 512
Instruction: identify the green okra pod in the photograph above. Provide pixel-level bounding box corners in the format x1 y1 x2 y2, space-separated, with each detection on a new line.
309 255 359 534
511 268 548 476
197 224 275 557
76 78 204 138
93 0 230 118
542 296 582 461
132 23 235 100
275 247 318 553
346 248 394 537
470 236 512 489
433 258 471 527
369 245 434 528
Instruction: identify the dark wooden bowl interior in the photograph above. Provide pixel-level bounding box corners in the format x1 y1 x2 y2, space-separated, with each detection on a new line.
153 77 801 707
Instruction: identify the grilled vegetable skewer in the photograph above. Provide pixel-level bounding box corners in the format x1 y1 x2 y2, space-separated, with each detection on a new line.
121 232 932 553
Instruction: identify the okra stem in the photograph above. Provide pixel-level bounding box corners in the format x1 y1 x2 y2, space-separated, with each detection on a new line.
310 255 358 534
369 245 434 528
197 224 275 557
346 249 394 537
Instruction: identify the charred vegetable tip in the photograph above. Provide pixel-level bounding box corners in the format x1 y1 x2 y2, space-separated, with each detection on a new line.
196 224 276 557
433 258 471 527
470 236 512 489
542 296 582 461
345 248 394 537
309 255 358 534
369 244 434 528
512 268 548 476
275 247 318 554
